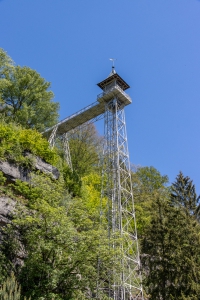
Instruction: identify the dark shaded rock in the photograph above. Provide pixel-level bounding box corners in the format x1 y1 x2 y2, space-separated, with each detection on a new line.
0 155 59 182
0 161 22 182
0 161 30 182
0 196 16 246
32 155 60 180
0 196 26 267
0 196 16 226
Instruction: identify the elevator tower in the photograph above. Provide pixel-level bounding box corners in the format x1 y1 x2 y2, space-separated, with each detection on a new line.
44 66 144 300
97 67 143 299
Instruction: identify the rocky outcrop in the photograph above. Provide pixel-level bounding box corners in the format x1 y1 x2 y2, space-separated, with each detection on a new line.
0 154 59 183
0 196 26 267
0 161 28 182
28 154 60 180
0 155 59 267
0 196 16 227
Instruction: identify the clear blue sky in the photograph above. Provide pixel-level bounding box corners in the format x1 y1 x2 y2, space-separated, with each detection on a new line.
1 0 200 193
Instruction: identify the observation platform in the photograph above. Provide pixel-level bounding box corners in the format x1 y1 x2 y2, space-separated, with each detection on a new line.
44 74 132 136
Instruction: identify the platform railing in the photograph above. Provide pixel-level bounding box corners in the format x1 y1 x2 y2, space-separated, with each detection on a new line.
97 84 132 103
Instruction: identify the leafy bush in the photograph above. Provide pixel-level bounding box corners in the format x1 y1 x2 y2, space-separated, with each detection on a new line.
0 121 59 166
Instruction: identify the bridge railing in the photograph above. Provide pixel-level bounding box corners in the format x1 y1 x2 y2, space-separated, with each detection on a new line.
44 84 131 135
44 100 100 134
57 100 99 126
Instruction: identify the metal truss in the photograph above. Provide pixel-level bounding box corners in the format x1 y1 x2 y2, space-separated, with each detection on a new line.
44 101 105 136
63 133 73 170
48 125 72 170
100 98 144 300
48 124 58 148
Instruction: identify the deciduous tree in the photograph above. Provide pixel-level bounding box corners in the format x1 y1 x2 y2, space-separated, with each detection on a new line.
68 123 103 177
132 166 169 235
0 48 59 131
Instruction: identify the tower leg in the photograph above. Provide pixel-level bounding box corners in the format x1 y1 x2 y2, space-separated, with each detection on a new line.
48 125 58 148
48 126 72 170
63 133 73 170
101 98 144 300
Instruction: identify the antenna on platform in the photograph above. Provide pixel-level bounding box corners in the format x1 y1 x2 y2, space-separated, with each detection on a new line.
109 58 117 75
109 58 116 67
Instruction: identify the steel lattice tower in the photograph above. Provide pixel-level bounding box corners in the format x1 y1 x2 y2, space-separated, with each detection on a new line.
44 66 144 300
97 68 143 300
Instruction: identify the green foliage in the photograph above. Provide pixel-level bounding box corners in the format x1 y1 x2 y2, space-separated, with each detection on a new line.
82 172 102 216
0 157 112 299
0 48 59 131
0 48 13 71
11 173 112 300
132 166 169 235
0 49 14 104
171 171 200 219
0 273 20 300
0 252 7 285
0 121 59 166
135 166 168 192
141 195 200 299
62 165 82 197
11 173 65 208
0 171 6 185
0 272 30 300
69 123 103 177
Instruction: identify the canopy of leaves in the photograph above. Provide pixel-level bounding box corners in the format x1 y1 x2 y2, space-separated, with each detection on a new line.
132 166 169 235
2 172 114 300
0 120 59 166
68 123 103 177
0 122 115 299
0 48 59 131
135 166 168 193
140 172 200 299
0 49 14 103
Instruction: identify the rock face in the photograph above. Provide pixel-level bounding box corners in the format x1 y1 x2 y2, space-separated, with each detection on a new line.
0 196 16 227
0 155 59 223
0 153 60 258
0 156 59 267
31 155 60 180
0 154 59 182
0 155 59 222
0 196 26 267
0 161 27 182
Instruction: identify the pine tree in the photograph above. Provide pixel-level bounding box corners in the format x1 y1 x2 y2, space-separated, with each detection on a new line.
141 196 200 299
171 171 200 219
